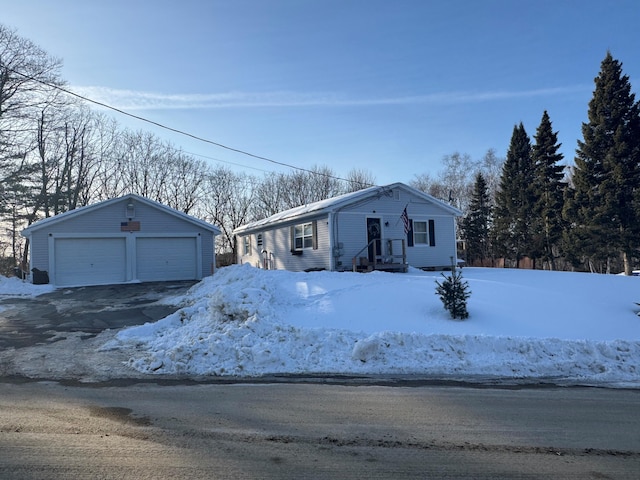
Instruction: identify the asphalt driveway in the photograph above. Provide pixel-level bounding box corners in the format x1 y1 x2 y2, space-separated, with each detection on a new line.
0 281 196 350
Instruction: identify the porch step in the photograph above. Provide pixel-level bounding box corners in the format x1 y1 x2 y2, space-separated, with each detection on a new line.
351 238 408 273
355 263 408 273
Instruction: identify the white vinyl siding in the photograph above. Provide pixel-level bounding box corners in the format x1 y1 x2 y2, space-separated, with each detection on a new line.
334 195 456 270
236 217 328 271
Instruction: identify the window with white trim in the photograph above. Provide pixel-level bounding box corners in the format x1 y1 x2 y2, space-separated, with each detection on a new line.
243 236 251 255
413 221 428 244
294 222 314 249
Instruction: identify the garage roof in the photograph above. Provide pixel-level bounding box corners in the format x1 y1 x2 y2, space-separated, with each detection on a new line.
22 194 221 237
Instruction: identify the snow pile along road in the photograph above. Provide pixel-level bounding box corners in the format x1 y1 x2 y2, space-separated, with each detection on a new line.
103 264 640 386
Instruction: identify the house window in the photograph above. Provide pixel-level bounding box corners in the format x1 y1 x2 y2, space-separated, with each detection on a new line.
243 236 251 255
256 233 263 249
413 221 428 244
412 220 436 246
294 222 314 249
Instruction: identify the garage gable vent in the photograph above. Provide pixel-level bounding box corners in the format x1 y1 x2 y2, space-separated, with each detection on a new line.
126 201 135 218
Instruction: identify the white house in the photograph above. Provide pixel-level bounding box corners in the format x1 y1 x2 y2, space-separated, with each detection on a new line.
21 194 221 287
233 182 462 272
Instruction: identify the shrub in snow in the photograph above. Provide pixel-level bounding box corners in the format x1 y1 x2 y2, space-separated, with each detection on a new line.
435 267 471 320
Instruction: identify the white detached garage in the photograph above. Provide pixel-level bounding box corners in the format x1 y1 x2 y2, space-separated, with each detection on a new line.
21 194 221 287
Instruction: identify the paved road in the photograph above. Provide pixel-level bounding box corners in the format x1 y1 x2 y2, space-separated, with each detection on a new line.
1 381 639 479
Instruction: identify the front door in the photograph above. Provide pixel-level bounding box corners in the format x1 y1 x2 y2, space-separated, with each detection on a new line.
367 217 382 263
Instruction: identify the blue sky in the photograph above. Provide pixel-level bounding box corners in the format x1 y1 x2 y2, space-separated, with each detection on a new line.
3 0 640 185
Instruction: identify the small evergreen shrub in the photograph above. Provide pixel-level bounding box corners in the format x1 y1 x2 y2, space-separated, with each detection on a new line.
435 267 471 320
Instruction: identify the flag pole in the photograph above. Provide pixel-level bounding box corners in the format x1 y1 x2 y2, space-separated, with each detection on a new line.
394 203 410 227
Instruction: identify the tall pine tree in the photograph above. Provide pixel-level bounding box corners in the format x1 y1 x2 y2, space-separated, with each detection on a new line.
461 172 492 265
532 111 566 270
566 52 640 274
493 123 536 267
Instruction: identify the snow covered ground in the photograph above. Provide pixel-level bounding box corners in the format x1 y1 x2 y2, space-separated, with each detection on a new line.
0 275 54 298
94 264 640 386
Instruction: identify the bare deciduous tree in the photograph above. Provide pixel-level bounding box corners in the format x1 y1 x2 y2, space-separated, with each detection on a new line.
256 165 343 214
410 172 442 198
88 114 122 201
477 148 504 202
438 152 476 213
29 102 99 219
304 165 343 203
0 23 65 261
163 150 208 214
119 130 169 202
0 24 64 127
252 172 290 219
412 151 504 218
200 166 256 259
343 168 376 192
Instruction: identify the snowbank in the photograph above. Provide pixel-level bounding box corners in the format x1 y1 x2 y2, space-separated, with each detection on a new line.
0 275 55 297
104 264 640 385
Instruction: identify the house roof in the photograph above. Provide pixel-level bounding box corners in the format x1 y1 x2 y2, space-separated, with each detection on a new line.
21 194 221 237
233 182 462 234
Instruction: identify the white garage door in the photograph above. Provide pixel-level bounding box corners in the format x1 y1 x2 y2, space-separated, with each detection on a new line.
54 237 127 287
136 237 198 282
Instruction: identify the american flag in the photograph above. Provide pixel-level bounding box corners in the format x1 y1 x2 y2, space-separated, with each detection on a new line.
401 206 410 234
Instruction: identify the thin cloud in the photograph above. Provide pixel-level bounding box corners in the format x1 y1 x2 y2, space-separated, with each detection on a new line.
71 85 589 110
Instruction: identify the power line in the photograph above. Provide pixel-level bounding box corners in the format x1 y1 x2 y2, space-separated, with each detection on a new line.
4 64 375 187
183 150 272 174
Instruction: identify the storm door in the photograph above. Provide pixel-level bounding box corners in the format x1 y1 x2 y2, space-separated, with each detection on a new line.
367 217 382 262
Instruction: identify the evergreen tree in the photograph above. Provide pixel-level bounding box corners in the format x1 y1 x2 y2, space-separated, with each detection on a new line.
492 123 536 267
461 172 492 265
566 52 640 274
435 264 471 320
531 111 566 270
